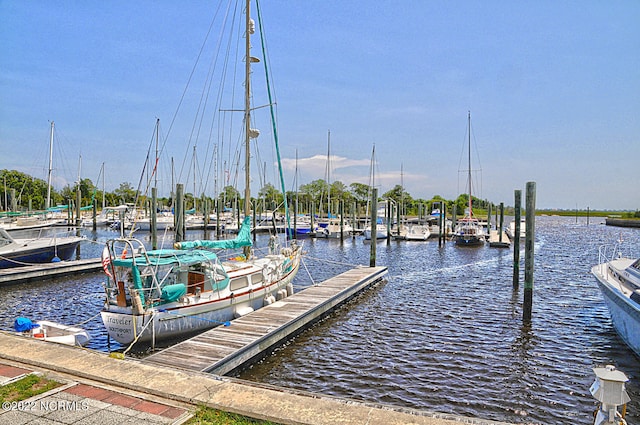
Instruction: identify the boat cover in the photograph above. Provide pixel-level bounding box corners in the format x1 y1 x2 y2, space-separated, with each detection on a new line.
111 249 218 268
174 216 253 250
14 317 38 332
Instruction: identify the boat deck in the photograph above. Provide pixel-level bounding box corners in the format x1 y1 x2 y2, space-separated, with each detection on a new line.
142 266 388 375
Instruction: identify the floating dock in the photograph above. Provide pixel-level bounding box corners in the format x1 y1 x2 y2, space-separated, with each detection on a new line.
143 266 388 375
0 258 103 285
488 230 511 248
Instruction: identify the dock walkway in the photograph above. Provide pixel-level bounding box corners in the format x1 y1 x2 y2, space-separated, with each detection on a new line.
488 230 510 248
0 258 102 285
143 266 388 375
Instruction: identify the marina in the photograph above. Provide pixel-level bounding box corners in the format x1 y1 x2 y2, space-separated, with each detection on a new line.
0 216 638 424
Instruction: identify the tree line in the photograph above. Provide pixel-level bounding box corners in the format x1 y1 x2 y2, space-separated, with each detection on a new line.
1 169 497 217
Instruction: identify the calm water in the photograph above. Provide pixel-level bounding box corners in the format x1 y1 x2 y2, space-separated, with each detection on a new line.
1 216 639 424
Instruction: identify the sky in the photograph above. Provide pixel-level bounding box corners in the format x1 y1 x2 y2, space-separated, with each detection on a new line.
1 0 639 211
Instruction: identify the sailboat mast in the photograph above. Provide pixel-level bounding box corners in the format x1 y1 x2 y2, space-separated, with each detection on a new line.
467 111 472 217
46 121 54 210
244 0 251 222
327 130 331 218
101 162 105 210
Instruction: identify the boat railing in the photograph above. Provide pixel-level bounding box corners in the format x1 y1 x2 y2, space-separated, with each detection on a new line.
597 242 625 274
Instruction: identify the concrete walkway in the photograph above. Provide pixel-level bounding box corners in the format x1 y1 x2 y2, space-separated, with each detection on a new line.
0 332 511 425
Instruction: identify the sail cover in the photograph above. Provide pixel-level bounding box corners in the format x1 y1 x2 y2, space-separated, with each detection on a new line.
174 216 253 250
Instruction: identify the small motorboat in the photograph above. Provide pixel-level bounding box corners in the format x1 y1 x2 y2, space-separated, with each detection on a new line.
14 317 91 347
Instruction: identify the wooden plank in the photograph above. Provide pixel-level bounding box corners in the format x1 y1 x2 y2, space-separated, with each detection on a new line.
143 266 388 374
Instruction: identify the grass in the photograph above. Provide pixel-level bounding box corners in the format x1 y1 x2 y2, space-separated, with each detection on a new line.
0 374 62 403
185 405 282 425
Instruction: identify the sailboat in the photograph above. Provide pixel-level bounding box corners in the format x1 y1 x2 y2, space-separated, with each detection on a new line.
454 112 486 247
315 131 353 238
363 145 388 240
99 0 303 347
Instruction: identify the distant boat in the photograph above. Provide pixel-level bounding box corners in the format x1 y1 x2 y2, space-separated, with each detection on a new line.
14 317 90 347
405 224 431 241
591 243 640 357
363 146 388 241
0 228 84 269
454 112 486 247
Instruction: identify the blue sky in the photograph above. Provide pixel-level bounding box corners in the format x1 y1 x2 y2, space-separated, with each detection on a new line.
1 1 638 210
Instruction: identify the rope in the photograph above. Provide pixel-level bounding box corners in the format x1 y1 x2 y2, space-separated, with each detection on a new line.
300 257 316 286
69 310 102 327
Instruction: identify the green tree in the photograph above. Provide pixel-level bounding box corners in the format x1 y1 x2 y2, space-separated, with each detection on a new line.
0 169 52 210
113 182 138 204
349 182 370 203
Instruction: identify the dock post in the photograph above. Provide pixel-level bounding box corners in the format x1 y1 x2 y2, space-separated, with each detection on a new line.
487 203 492 231
352 201 356 239
513 190 521 289
175 183 184 243
499 202 504 243
151 187 158 250
310 202 315 237
587 207 590 226
92 203 97 231
396 199 401 237
370 188 377 267
438 205 443 247
523 182 536 322
386 201 391 245
340 200 344 241
203 198 210 239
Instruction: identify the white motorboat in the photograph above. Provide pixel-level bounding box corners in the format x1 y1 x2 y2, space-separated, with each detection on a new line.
0 227 84 269
405 224 431 241
591 243 640 357
14 318 90 347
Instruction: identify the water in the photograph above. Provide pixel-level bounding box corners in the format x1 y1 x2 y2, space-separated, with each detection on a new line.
1 216 639 424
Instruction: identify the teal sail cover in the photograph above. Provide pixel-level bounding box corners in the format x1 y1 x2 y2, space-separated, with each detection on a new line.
174 216 253 250
111 249 218 268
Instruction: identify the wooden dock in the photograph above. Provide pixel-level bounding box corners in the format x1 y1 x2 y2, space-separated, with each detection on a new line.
143 266 388 375
0 258 103 285
488 230 510 248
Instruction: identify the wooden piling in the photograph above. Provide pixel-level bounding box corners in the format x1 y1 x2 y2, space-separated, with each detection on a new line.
386 201 391 245
339 200 344 241
370 188 377 267
487 203 492 231
92 203 97 231
352 201 356 239
523 182 536 322
499 202 504 243
175 183 184 243
513 190 521 289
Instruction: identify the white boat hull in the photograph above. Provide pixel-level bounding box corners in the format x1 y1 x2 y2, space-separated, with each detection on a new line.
101 263 299 345
28 320 91 347
591 258 640 357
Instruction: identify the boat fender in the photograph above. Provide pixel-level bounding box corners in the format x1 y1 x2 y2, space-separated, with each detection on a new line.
286 283 294 296
234 306 254 318
264 295 273 306
275 289 285 301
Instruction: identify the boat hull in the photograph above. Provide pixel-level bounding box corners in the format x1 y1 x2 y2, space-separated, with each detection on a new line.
454 235 484 246
0 241 82 268
592 262 640 357
101 262 300 345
